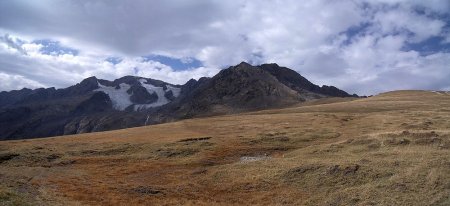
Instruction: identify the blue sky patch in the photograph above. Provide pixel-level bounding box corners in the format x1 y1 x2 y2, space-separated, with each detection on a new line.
33 39 79 56
340 22 372 46
105 57 122 65
142 55 203 71
403 36 450 55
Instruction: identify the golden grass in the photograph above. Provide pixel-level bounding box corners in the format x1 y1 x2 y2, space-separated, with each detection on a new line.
0 90 449 205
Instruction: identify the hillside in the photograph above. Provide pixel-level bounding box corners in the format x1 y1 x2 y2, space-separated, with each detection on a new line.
0 90 449 205
0 62 354 140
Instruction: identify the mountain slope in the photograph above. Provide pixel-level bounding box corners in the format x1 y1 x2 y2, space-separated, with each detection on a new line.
259 63 355 98
0 76 181 140
165 62 303 118
0 62 355 140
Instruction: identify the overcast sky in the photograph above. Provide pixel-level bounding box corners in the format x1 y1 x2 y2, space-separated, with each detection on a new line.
0 0 449 95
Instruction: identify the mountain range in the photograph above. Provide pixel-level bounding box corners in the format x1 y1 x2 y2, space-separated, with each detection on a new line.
0 62 357 140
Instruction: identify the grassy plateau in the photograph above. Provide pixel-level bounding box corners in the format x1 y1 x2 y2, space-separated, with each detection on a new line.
0 90 449 205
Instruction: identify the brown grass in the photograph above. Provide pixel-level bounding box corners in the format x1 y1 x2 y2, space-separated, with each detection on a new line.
0 90 449 205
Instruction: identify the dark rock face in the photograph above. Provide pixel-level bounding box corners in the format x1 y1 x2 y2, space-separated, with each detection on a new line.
164 90 176 101
0 88 33 108
320 85 354 97
0 107 32 127
0 62 356 140
128 85 158 104
72 92 112 115
259 63 320 92
63 76 100 96
259 63 353 98
169 62 302 118
16 87 58 105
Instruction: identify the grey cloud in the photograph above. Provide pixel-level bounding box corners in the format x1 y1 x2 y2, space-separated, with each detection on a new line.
0 34 27 54
302 52 349 78
0 0 232 55
0 0 449 94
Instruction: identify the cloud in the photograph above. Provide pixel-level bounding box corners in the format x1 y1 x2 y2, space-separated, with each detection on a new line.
33 39 79 56
302 51 349 78
0 36 219 91
0 72 45 90
372 6 446 42
0 0 232 56
0 34 27 54
0 0 449 94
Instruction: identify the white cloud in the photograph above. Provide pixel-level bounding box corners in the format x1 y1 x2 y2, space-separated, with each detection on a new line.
372 7 445 42
0 0 449 94
0 72 45 90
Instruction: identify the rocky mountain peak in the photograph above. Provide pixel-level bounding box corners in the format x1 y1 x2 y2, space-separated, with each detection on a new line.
235 61 252 68
68 76 100 95
80 76 98 84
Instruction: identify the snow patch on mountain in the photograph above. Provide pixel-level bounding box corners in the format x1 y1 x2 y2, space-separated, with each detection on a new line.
134 79 171 110
167 85 181 97
94 79 181 111
94 82 132 110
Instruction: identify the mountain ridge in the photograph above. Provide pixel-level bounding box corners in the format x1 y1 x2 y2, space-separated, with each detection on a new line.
0 62 356 140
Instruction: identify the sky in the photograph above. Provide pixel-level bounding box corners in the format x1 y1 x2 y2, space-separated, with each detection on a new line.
0 0 449 95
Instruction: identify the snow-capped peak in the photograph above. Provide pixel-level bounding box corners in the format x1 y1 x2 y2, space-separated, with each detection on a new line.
94 78 181 111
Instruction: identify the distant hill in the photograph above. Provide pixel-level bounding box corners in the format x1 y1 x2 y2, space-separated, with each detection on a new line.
0 62 356 140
